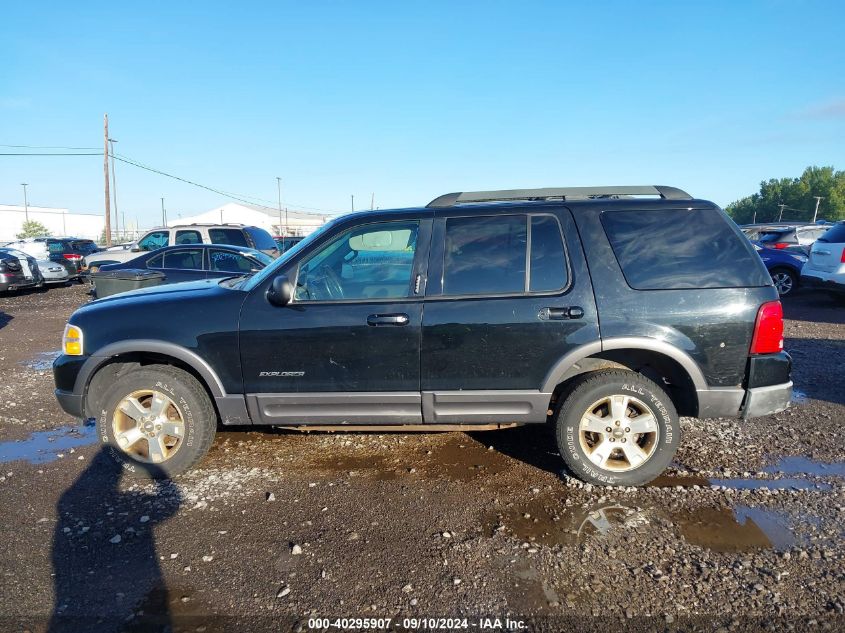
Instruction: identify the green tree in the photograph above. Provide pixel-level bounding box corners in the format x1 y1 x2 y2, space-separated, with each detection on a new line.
726 166 845 224
15 219 52 239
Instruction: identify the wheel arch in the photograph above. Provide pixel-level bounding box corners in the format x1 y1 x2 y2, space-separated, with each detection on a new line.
542 337 706 417
78 340 226 418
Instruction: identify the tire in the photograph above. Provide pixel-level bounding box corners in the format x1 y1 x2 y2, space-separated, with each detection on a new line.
555 369 680 487
770 268 797 297
94 364 217 479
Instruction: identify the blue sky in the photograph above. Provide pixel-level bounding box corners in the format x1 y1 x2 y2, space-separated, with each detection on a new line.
2 1 843 227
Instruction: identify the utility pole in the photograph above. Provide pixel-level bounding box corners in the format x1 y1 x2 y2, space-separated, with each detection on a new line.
21 183 29 222
276 177 285 240
351 195 355 212
370 192 374 210
108 138 119 239
161 198 166 226
752 209 757 224
103 114 112 246
777 204 786 222
812 196 823 223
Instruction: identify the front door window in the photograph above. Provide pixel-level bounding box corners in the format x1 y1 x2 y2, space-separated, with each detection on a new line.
294 221 419 301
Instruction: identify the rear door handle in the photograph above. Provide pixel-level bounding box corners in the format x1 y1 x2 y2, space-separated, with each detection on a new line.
539 306 584 320
367 313 410 326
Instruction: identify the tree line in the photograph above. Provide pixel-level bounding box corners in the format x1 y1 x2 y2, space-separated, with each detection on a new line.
726 166 845 225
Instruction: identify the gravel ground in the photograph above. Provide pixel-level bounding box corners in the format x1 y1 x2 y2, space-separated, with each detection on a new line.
0 283 843 633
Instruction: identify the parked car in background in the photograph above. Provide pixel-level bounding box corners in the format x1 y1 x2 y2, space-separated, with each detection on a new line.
756 224 829 254
274 235 305 254
753 243 806 296
0 248 43 292
92 244 274 298
85 224 279 271
4 237 92 281
37 259 71 285
801 221 845 303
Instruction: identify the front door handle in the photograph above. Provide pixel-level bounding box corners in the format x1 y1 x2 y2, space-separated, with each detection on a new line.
367 313 410 326
539 306 584 320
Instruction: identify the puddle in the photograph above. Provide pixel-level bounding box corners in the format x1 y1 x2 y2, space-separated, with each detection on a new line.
791 389 809 404
0 422 98 464
310 435 509 482
763 456 845 478
709 477 831 491
649 474 710 488
486 496 811 553
676 505 796 552
21 350 61 371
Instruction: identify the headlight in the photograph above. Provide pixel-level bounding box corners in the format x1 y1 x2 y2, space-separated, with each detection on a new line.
63 324 84 356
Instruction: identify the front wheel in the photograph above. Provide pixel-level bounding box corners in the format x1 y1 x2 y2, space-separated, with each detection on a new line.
95 364 217 479
555 370 680 486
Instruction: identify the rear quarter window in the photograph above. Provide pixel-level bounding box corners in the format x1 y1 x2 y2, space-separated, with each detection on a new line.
209 228 249 247
244 227 278 251
601 208 771 290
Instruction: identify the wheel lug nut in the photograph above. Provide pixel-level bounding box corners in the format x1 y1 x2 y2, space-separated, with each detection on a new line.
615 421 621 426
605 427 612 433
609 438 615 442
625 428 630 433
621 438 627 443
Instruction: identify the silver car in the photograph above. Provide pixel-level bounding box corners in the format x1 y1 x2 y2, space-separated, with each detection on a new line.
37 259 70 284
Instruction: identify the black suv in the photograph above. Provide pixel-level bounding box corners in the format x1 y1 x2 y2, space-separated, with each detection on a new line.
53 185 792 485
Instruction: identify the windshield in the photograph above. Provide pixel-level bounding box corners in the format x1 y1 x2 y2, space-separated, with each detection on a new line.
240 217 343 291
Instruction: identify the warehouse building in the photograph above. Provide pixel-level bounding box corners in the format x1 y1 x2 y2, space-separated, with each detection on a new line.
0 204 104 241
169 202 332 236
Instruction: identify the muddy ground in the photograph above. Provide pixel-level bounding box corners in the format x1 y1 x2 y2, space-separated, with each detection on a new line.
0 283 842 632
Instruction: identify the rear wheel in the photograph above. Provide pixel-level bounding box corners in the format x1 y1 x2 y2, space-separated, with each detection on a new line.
770 268 797 296
555 370 680 486
95 365 217 479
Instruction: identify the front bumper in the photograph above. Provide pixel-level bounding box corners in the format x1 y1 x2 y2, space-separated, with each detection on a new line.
55 389 84 417
0 272 38 291
742 381 793 419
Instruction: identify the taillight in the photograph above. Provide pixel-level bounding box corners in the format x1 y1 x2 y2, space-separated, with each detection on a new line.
63 254 82 261
750 301 784 354
773 243 789 249
840 248 845 263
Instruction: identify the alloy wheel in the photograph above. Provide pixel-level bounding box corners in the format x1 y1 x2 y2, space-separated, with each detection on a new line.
112 389 185 463
578 394 659 472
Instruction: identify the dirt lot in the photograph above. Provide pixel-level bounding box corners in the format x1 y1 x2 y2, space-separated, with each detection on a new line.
0 283 843 632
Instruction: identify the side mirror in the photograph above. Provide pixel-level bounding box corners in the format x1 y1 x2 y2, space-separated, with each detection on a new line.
131 248 141 253
267 274 293 307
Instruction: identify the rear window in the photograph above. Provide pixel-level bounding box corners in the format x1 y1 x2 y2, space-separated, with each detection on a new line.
208 228 249 247
601 208 771 290
759 230 795 244
818 223 845 243
244 227 278 251
47 241 69 255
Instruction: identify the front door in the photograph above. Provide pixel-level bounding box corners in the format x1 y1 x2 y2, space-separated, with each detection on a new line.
239 216 431 425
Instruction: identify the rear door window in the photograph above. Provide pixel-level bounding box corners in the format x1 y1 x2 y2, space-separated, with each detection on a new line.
175 230 202 244
243 227 278 251
208 228 249 247
209 249 255 273
443 215 527 295
162 248 203 269
601 208 771 289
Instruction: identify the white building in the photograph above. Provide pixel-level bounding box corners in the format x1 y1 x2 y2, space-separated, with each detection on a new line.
169 202 333 237
0 205 105 241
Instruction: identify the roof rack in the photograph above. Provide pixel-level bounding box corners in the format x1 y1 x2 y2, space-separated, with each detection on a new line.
426 185 692 208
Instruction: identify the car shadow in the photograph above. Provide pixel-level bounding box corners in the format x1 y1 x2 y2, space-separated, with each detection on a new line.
48 447 182 632
0 311 11 330
785 337 845 407
782 290 845 326
467 423 564 478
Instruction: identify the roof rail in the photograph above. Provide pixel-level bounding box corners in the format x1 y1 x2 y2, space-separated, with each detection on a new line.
426 185 692 208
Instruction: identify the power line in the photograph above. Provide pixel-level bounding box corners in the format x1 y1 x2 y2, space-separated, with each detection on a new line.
0 143 100 150
112 152 334 214
0 152 102 156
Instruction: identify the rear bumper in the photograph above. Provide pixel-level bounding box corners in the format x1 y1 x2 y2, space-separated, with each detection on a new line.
742 381 793 419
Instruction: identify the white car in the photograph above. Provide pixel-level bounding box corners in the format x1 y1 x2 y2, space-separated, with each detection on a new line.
801 222 845 303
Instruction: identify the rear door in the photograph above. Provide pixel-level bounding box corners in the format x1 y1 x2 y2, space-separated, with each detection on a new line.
420 207 599 423
154 247 206 283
